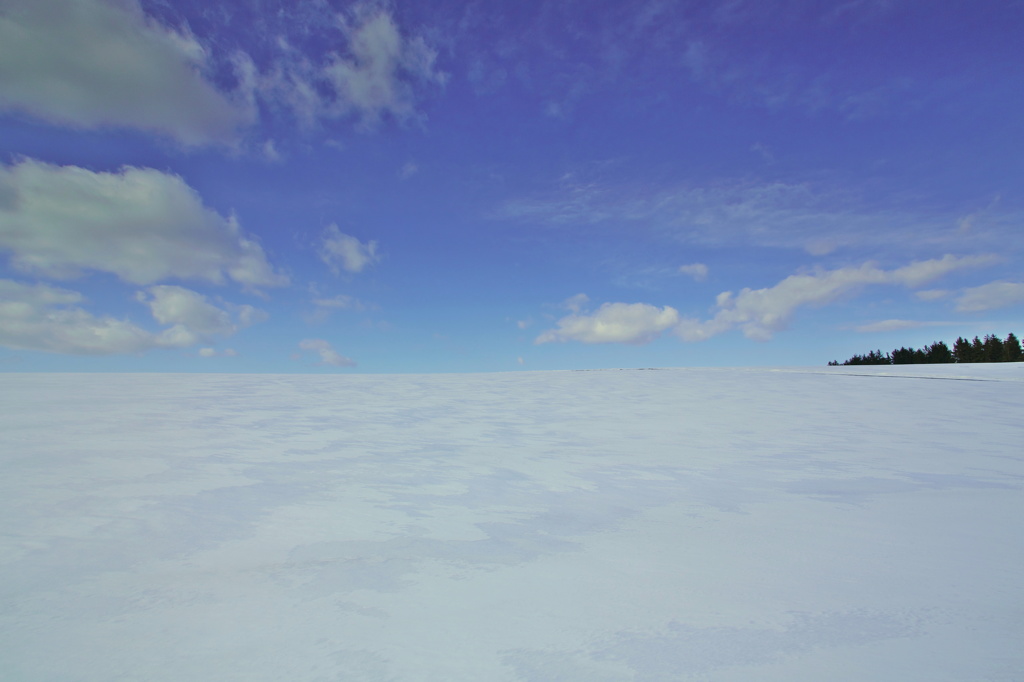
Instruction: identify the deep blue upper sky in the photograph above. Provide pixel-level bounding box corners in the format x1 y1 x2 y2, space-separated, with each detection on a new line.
1 0 1021 372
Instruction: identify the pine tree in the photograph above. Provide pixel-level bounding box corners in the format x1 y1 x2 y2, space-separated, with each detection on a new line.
971 336 985 363
983 334 1005 362
834 333 1023 366
891 347 915 364
953 337 972 363
926 341 954 363
867 350 890 365
841 349 889 365
1004 333 1022 362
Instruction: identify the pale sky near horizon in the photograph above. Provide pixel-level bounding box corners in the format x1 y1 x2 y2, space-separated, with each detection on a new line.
1 0 1022 372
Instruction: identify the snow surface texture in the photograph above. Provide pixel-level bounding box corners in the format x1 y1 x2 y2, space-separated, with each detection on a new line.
2 366 1023 681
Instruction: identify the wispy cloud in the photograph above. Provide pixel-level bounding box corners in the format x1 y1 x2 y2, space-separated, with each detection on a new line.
319 225 380 274
914 289 950 301
399 161 419 179
676 255 995 342
298 338 356 367
251 2 447 131
494 177 1007 256
562 293 590 313
679 263 709 282
955 281 1024 313
853 319 950 333
312 294 369 311
304 292 371 324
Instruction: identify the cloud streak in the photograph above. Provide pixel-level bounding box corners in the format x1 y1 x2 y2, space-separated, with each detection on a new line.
955 281 1024 313
676 255 995 342
853 319 949 333
495 178 1018 256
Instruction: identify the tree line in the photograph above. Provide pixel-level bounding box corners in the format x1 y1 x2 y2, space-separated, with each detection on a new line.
829 333 1023 366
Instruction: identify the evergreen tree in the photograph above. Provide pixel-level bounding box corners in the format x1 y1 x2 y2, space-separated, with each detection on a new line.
983 334 1006 362
953 336 972 363
866 350 890 365
891 346 915 364
840 349 889 365
971 336 985 363
926 341 954 363
834 333 1023 366
1005 333 1022 362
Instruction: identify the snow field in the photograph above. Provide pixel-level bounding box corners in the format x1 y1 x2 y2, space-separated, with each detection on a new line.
1 366 1022 681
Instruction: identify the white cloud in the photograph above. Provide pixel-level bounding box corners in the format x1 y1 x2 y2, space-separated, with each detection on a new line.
141 286 234 335
675 255 995 342
298 338 356 367
0 159 288 288
137 284 266 346
134 285 264 348
0 279 261 355
0 0 249 145
319 225 379 274
955 281 1024 313
0 279 186 355
679 263 709 281
536 302 680 345
198 347 217 357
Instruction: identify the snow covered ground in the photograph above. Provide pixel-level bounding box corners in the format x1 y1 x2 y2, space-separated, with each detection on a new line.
2 366 1022 681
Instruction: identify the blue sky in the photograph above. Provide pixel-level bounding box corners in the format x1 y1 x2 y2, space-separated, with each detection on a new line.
1 0 1022 372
